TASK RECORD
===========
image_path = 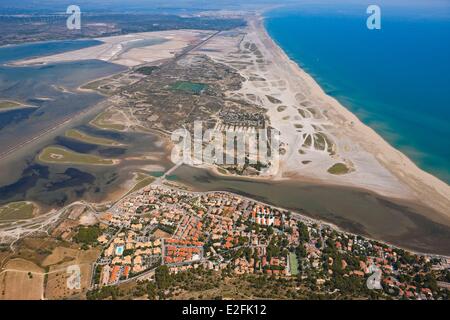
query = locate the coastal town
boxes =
[0,1,449,304]
[84,185,450,300]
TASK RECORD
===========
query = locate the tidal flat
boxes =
[0,59,126,156]
[0,123,172,212]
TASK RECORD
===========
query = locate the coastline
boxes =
[252,15,450,223]
[12,30,215,68]
[0,18,448,256]
[160,183,450,259]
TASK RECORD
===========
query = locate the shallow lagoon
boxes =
[0,39,169,209]
[172,165,450,256]
[0,59,125,153]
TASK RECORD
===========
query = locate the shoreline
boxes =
[0,19,448,257]
[156,183,450,260]
[252,15,450,223]
[171,164,450,256]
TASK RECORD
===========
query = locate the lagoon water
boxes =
[0,39,102,64]
[0,17,448,254]
[0,39,145,208]
[172,165,450,255]
[0,40,125,154]
[265,3,450,183]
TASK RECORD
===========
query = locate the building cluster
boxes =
[164,239,204,265]
[89,185,449,300]
[218,110,265,128]
[95,227,162,286]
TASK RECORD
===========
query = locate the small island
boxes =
[38,146,119,166]
[0,100,31,111]
[65,129,124,147]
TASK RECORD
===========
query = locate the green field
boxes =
[0,202,36,221]
[38,146,117,166]
[90,110,126,131]
[65,129,123,147]
[170,81,207,94]
[327,163,350,175]
[135,66,158,75]
[217,167,228,175]
[266,95,282,104]
[289,252,299,276]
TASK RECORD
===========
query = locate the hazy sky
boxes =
[0,0,448,12]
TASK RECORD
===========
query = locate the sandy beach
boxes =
[6,14,449,229]
[253,16,450,221]
[188,15,449,226]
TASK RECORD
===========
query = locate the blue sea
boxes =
[265,3,450,184]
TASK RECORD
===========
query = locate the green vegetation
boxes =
[135,66,158,75]
[277,105,287,112]
[0,201,36,221]
[297,108,306,118]
[322,134,335,155]
[327,163,350,175]
[0,100,25,110]
[155,223,176,235]
[103,265,376,300]
[217,167,228,175]
[65,129,123,147]
[87,285,120,300]
[74,225,102,245]
[170,81,207,94]
[90,110,126,131]
[155,266,172,290]
[289,252,299,276]
[266,95,282,104]
[298,222,310,243]
[38,146,117,166]
[314,133,326,150]
[303,135,312,148]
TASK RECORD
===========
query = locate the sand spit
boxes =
[254,17,450,221]
[13,30,215,67]
[191,16,449,225]
[8,16,449,227]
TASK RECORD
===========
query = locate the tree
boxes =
[297,222,310,243]
[74,225,101,245]
[147,282,157,299]
[296,244,307,258]
[155,265,172,290]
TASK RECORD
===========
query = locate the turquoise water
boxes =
[265,4,450,184]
